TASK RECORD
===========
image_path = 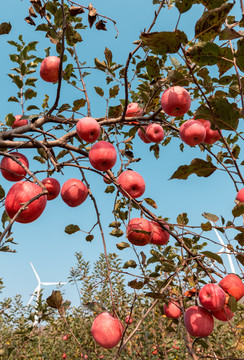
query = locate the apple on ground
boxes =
[184,306,214,337]
[61,178,88,207]
[197,119,221,144]
[40,56,60,83]
[218,274,244,301]
[62,334,69,341]
[5,181,47,223]
[89,141,117,171]
[236,188,244,202]
[163,301,181,319]
[150,221,170,246]
[62,353,67,359]
[125,315,133,324]
[12,115,28,128]
[138,126,151,143]
[76,117,101,143]
[117,170,145,199]
[91,312,123,349]
[42,178,60,200]
[160,86,191,117]
[198,283,226,312]
[145,124,164,143]
[179,119,206,146]
[1,152,29,182]
[126,218,153,246]
[152,349,158,355]
[211,304,234,322]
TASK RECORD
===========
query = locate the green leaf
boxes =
[177,212,189,225]
[175,0,193,13]
[108,105,122,118]
[57,104,71,114]
[145,292,164,299]
[56,150,68,160]
[219,28,243,41]
[8,96,19,103]
[228,295,237,312]
[33,156,46,164]
[46,290,63,309]
[0,22,11,35]
[65,224,80,234]
[26,105,40,111]
[123,260,137,269]
[195,3,234,41]
[1,210,10,229]
[0,185,5,199]
[5,113,15,126]
[195,97,240,131]
[232,203,244,218]
[217,47,233,76]
[94,86,104,97]
[198,0,228,10]
[149,143,160,159]
[186,41,220,66]
[170,159,217,180]
[202,212,219,222]
[84,301,104,313]
[128,279,144,289]
[8,74,23,89]
[104,185,115,193]
[234,233,244,246]
[25,78,37,87]
[94,58,107,70]
[201,222,212,231]
[109,221,121,228]
[86,235,94,242]
[201,251,223,264]
[72,99,86,112]
[235,37,244,72]
[104,47,112,66]
[109,85,120,98]
[116,242,130,250]
[36,24,49,32]
[110,229,124,237]
[24,88,37,100]
[140,30,188,55]
[144,198,157,209]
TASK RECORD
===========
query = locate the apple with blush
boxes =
[236,188,244,203]
[117,170,145,199]
[138,126,151,143]
[197,119,221,144]
[150,221,170,246]
[184,306,214,337]
[42,178,60,201]
[161,86,191,117]
[198,283,226,312]
[61,178,88,207]
[126,218,153,246]
[76,117,101,143]
[12,115,28,128]
[91,312,123,349]
[212,305,234,322]
[5,181,47,223]
[89,141,117,171]
[40,56,60,83]
[145,124,164,143]
[62,353,67,359]
[1,152,29,182]
[218,274,244,301]
[179,119,206,146]
[163,301,181,319]
[125,315,133,324]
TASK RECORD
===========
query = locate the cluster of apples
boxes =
[163,274,244,339]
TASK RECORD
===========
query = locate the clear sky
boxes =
[0,0,242,309]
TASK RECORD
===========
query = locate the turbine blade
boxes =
[41,282,67,285]
[30,262,41,284]
[27,285,39,306]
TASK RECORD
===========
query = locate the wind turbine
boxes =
[27,262,66,325]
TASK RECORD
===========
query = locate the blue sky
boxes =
[0,1,243,309]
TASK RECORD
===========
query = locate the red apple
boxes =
[125,103,143,117]
[61,178,88,207]
[138,126,151,143]
[197,119,221,144]
[184,306,214,337]
[12,115,28,128]
[161,86,191,117]
[179,119,206,146]
[1,152,29,182]
[150,221,170,246]
[62,353,67,359]
[76,117,101,143]
[91,312,123,349]
[89,141,117,171]
[126,218,153,246]
[236,188,244,202]
[40,56,60,83]
[5,181,47,223]
[117,170,145,199]
[125,315,133,324]
[198,283,226,312]
[152,349,158,355]
[145,124,164,143]
[211,305,234,322]
[62,334,68,341]
[42,178,60,201]
[163,301,181,319]
[218,274,244,301]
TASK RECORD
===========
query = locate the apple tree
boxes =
[0,0,244,359]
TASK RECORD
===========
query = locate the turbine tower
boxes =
[27,262,66,325]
